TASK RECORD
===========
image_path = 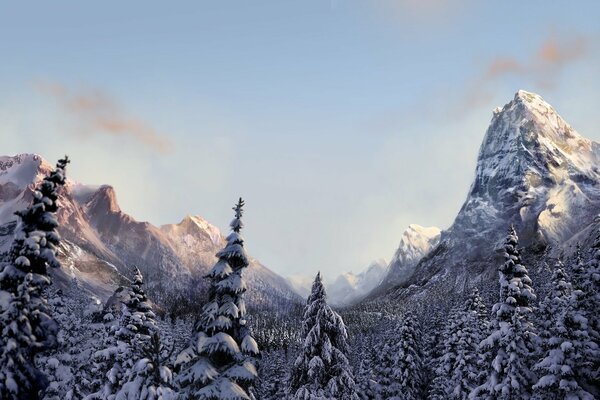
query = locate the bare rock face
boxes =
[0,154,300,308]
[373,90,600,302]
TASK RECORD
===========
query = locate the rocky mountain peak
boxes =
[475,90,596,194]
[162,214,223,246]
[455,90,600,245]
[86,185,121,214]
[393,224,441,265]
[371,91,600,303]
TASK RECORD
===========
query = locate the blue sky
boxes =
[1,1,599,279]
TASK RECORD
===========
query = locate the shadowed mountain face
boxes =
[0,154,300,308]
[372,90,600,302]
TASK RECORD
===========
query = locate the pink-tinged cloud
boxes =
[36,82,173,154]
[484,57,523,79]
[481,35,587,86]
[537,35,586,66]
[463,33,588,108]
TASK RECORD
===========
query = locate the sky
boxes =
[1,1,599,280]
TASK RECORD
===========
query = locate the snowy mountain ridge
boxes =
[0,153,301,308]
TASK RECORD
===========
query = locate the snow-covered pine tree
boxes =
[288,272,359,400]
[116,267,158,355]
[115,332,176,400]
[86,297,123,399]
[429,308,459,400]
[252,349,290,400]
[470,226,538,399]
[94,267,158,399]
[422,311,447,398]
[462,288,490,388]
[0,156,69,400]
[572,238,600,389]
[430,288,489,399]
[354,333,379,400]
[175,198,260,400]
[37,279,103,400]
[387,312,424,400]
[532,261,598,399]
[584,233,600,337]
[369,323,399,399]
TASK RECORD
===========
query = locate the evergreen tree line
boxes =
[353,227,600,400]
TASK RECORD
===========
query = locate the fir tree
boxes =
[86,299,122,400]
[354,334,379,400]
[0,156,69,399]
[430,289,489,399]
[369,324,398,399]
[572,239,600,390]
[386,312,424,400]
[91,267,157,399]
[115,332,176,400]
[471,226,538,400]
[288,272,359,400]
[175,198,260,400]
[37,285,96,400]
[532,261,597,399]
[431,289,489,399]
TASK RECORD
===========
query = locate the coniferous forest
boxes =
[2,4,600,400]
[0,157,599,399]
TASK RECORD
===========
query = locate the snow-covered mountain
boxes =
[372,90,600,302]
[382,225,440,288]
[289,259,388,305]
[0,154,301,308]
[327,259,388,305]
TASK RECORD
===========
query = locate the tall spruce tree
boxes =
[533,261,598,399]
[175,198,259,400]
[0,156,69,400]
[288,272,359,400]
[471,226,538,399]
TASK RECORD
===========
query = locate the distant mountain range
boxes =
[288,259,388,306]
[2,90,598,311]
[289,223,441,306]
[0,154,301,309]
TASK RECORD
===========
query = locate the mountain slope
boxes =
[383,224,440,288]
[372,90,600,302]
[0,154,301,309]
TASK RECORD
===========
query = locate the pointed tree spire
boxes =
[176,197,259,399]
[288,273,359,399]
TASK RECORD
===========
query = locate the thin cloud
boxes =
[484,57,523,79]
[478,35,587,88]
[35,81,173,154]
[466,33,588,108]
